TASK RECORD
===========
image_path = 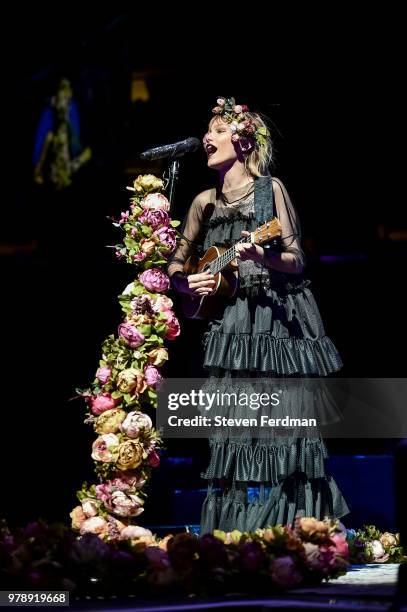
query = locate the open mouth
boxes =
[206,145,217,157]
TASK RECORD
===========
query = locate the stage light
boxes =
[131,73,150,102]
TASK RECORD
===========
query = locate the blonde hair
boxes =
[209,113,273,177]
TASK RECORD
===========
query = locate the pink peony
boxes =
[318,538,349,572]
[79,516,109,536]
[95,474,147,504]
[139,209,170,230]
[144,365,163,389]
[303,542,326,573]
[139,268,170,293]
[153,226,177,256]
[106,490,144,518]
[111,473,147,489]
[331,533,349,560]
[82,499,99,518]
[217,98,226,106]
[368,539,389,563]
[91,433,120,462]
[95,483,111,503]
[147,450,160,468]
[140,193,170,212]
[231,133,240,143]
[163,310,180,340]
[121,411,153,438]
[118,322,145,347]
[233,105,242,113]
[133,252,147,261]
[96,366,112,385]
[150,295,173,313]
[270,556,303,588]
[89,393,119,416]
[120,525,153,540]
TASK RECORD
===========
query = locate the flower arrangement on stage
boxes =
[347,524,405,563]
[70,174,181,542]
[0,517,352,596]
[2,515,404,596]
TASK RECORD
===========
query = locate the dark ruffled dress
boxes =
[194,182,350,534]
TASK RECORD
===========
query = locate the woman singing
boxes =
[167,97,349,534]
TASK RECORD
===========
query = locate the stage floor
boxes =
[71,563,405,611]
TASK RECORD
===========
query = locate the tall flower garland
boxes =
[70,174,181,541]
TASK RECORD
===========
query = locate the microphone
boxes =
[140,137,201,161]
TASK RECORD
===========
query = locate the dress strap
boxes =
[270,177,276,218]
[254,175,275,223]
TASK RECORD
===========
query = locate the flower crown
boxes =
[211,97,270,149]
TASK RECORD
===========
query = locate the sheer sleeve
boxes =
[166,190,208,280]
[265,178,305,274]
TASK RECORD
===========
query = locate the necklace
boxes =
[219,181,254,205]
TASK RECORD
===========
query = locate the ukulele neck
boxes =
[206,218,281,275]
[209,237,250,274]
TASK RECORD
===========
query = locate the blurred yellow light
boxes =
[131,78,149,102]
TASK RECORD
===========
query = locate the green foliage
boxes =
[72,175,182,540]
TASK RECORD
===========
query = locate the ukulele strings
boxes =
[208,230,296,275]
[209,235,251,274]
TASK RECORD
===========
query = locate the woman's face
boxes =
[202,118,239,171]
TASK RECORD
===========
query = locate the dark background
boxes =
[1,10,405,529]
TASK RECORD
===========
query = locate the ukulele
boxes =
[181,217,282,319]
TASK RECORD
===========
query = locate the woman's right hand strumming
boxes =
[172,271,215,296]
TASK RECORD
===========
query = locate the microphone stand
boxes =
[163,157,179,212]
